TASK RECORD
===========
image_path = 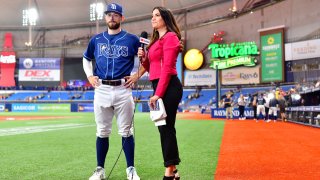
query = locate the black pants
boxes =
[152,76,182,167]
[239,105,245,118]
[253,106,257,119]
[265,107,269,120]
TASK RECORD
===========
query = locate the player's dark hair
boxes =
[148,7,181,49]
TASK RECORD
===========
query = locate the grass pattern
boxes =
[0,112,224,180]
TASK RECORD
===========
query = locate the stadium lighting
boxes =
[90,2,104,21]
[22,8,38,26]
[22,0,38,47]
[90,1,104,34]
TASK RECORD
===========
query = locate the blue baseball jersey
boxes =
[269,98,278,107]
[257,97,266,105]
[83,30,140,80]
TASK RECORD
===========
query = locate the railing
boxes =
[285,106,320,128]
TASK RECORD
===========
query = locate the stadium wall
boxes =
[0,0,319,59]
[0,102,153,113]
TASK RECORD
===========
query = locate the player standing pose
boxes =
[256,94,266,122]
[83,3,141,180]
[138,6,183,180]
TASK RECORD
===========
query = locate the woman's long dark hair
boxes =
[148,7,181,49]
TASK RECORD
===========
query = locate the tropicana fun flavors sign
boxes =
[209,41,259,69]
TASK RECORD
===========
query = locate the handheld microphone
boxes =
[139,31,149,48]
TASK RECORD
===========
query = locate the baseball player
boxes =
[268,93,279,122]
[256,94,266,122]
[83,3,142,180]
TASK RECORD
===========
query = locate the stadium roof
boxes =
[0,0,232,28]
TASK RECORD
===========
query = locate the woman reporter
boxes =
[138,6,182,180]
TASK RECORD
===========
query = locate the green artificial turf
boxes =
[0,112,224,180]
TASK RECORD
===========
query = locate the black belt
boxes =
[101,79,123,86]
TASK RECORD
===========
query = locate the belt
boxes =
[101,79,123,86]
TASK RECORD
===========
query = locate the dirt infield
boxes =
[0,116,73,121]
[214,120,320,179]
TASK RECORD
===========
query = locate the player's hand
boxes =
[149,95,160,110]
[124,74,138,88]
[88,76,100,88]
[137,47,146,62]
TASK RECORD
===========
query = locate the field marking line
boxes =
[0,123,95,136]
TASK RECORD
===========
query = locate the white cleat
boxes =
[89,166,106,180]
[126,166,140,180]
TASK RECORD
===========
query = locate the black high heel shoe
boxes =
[173,169,180,180]
[163,176,175,180]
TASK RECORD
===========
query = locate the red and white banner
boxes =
[18,58,61,81]
[0,33,16,87]
[19,69,60,81]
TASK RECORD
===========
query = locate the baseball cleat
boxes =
[126,166,140,180]
[89,166,106,180]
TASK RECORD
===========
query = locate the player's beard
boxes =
[107,21,120,30]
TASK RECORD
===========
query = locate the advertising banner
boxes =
[184,69,216,86]
[0,33,16,87]
[210,56,256,69]
[12,104,38,112]
[12,103,70,112]
[221,66,260,85]
[37,104,70,112]
[18,58,61,81]
[211,107,254,118]
[285,39,320,61]
[78,103,94,112]
[260,28,284,82]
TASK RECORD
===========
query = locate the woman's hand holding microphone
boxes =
[137,47,146,63]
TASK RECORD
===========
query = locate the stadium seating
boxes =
[5,91,47,101]
[0,84,298,105]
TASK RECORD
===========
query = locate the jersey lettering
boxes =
[257,97,265,105]
[97,43,128,58]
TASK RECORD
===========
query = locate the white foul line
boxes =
[0,123,95,136]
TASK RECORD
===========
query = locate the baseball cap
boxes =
[105,3,123,16]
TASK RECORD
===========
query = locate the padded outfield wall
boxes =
[0,102,151,113]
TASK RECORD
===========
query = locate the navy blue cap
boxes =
[105,3,123,16]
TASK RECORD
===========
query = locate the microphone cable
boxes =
[106,57,149,179]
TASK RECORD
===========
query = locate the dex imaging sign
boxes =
[19,58,60,81]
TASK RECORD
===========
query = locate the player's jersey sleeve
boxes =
[83,37,96,61]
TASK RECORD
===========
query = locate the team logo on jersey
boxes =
[98,43,128,58]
